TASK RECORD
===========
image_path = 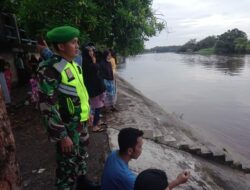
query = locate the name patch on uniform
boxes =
[65,68,75,82]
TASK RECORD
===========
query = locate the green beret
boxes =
[46,26,80,43]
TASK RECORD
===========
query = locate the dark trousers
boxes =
[93,108,101,126]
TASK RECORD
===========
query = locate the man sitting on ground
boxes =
[134,168,190,190]
[101,128,144,190]
[101,128,190,190]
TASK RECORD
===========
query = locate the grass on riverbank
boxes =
[197,48,215,55]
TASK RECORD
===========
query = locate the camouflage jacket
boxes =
[37,55,89,141]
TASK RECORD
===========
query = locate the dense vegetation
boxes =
[144,45,181,53]
[146,28,250,55]
[179,28,250,54]
[0,0,165,56]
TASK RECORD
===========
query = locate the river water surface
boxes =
[117,53,250,160]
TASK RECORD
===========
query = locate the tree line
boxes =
[1,0,165,56]
[146,28,250,55]
[144,45,181,53]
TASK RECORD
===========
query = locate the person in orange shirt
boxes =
[109,49,117,73]
[109,49,118,110]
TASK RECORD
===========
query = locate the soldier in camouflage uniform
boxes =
[37,26,90,190]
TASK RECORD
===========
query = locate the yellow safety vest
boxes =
[53,58,90,122]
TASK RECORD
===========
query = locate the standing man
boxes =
[37,26,90,190]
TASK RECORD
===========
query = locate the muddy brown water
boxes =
[117,53,250,160]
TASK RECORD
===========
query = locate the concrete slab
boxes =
[107,128,250,190]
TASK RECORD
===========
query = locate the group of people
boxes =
[0,52,42,106]
[38,36,117,133]
[36,25,190,190]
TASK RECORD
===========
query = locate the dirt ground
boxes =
[7,77,250,190]
[8,85,110,190]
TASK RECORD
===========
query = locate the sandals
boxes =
[98,122,108,128]
[111,106,119,112]
[92,126,105,133]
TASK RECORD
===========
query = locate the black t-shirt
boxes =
[0,63,5,72]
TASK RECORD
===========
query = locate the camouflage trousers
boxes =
[55,122,89,190]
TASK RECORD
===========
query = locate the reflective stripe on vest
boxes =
[54,59,90,122]
[58,84,78,96]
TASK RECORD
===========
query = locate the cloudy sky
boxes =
[145,0,250,48]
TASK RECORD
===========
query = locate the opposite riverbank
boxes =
[10,75,250,189]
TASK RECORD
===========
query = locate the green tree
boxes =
[234,37,248,53]
[148,45,181,53]
[17,0,93,40]
[0,0,21,13]
[246,42,250,54]
[105,0,165,55]
[5,0,165,56]
[178,39,196,52]
[215,28,247,54]
[194,36,217,51]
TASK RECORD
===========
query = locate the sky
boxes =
[145,0,250,48]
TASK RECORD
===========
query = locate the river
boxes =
[117,53,250,160]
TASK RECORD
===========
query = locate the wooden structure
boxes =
[0,12,38,85]
[0,12,37,52]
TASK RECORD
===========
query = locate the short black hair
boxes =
[0,59,5,72]
[103,50,111,60]
[109,49,116,57]
[80,42,96,52]
[118,128,143,153]
[134,169,168,190]
[52,43,60,51]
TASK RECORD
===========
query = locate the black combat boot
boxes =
[75,175,101,190]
